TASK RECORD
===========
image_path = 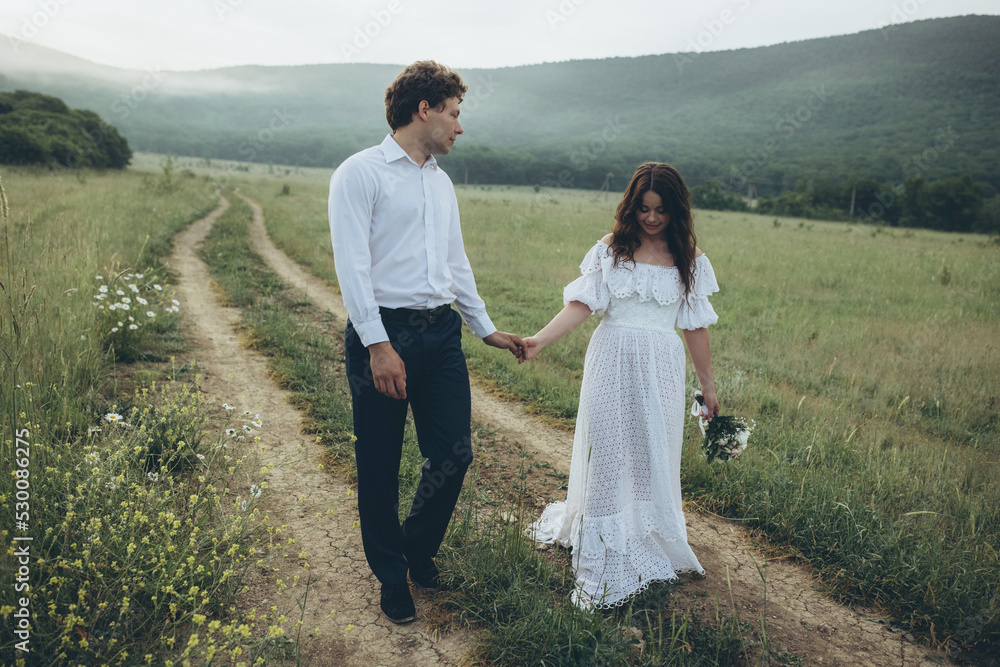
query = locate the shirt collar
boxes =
[380,134,438,169]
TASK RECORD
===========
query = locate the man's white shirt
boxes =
[329,134,496,347]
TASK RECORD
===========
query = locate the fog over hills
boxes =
[2,15,998,191]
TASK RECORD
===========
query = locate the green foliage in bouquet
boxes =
[692,391,754,463]
[701,416,754,463]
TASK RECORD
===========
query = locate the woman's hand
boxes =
[519,336,545,363]
[701,390,720,421]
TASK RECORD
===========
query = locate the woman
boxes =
[522,162,720,609]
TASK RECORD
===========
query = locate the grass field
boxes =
[234,172,1000,657]
[0,168,290,665]
[2,158,998,662]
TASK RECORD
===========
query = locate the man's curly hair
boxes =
[384,61,467,131]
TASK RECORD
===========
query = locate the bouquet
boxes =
[690,391,755,463]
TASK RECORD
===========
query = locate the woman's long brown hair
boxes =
[610,162,697,296]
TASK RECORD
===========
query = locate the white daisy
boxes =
[116,289,125,296]
[129,324,138,330]
[172,299,180,306]
[250,484,262,498]
[146,311,155,318]
[86,452,100,464]
[128,284,139,293]
[121,297,131,304]
[154,284,162,291]
[98,285,109,293]
[105,412,123,424]
[147,472,159,482]
[137,297,148,305]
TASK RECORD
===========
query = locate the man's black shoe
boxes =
[380,582,416,623]
[408,557,441,591]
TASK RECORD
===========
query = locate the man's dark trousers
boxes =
[345,306,473,585]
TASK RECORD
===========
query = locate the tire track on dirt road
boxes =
[168,194,465,667]
[240,192,950,666]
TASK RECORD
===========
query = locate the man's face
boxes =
[424,97,463,155]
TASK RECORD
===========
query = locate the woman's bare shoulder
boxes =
[600,232,614,245]
[694,246,704,258]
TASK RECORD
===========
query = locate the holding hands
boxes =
[483,330,527,362]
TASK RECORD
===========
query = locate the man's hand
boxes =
[483,331,526,361]
[368,341,407,400]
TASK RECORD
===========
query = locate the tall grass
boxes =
[0,169,288,665]
[240,175,999,656]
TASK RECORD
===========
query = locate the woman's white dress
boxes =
[529,240,719,609]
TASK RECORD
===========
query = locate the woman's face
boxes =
[635,190,669,239]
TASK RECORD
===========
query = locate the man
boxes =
[329,61,524,624]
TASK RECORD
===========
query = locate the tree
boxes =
[690,180,748,211]
[0,90,132,169]
[0,128,46,165]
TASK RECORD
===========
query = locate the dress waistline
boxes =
[600,319,679,335]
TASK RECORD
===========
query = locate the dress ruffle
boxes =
[563,241,719,327]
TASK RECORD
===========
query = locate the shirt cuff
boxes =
[353,318,390,348]
[464,312,497,339]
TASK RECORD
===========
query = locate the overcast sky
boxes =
[1,0,998,71]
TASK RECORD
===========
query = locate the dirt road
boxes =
[169,195,465,666]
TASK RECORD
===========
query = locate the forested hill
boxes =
[1,15,998,192]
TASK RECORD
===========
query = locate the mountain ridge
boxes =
[1,15,998,190]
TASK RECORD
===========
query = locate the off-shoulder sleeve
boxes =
[675,255,720,330]
[563,242,610,316]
